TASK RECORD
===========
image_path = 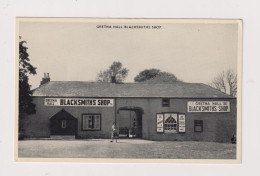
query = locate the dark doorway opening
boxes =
[117,107,143,138]
[50,109,77,136]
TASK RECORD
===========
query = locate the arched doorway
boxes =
[117,107,143,138]
[50,109,77,136]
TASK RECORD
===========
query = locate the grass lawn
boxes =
[18,139,236,159]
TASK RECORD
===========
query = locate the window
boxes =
[194,120,203,132]
[82,114,101,130]
[61,120,66,128]
[162,99,170,107]
[164,113,177,133]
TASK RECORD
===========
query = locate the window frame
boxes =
[163,112,178,133]
[162,98,170,107]
[194,120,203,133]
[82,113,101,131]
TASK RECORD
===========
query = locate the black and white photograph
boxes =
[15,18,242,162]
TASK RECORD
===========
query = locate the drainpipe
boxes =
[114,97,117,125]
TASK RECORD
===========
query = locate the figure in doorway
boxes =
[110,122,118,143]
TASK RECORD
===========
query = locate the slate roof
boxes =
[32,81,233,98]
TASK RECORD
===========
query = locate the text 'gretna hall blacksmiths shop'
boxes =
[21,74,237,142]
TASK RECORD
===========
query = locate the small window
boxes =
[82,114,101,130]
[61,120,66,128]
[162,99,170,107]
[194,120,203,132]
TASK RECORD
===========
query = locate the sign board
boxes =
[44,98,114,107]
[187,101,230,112]
[156,114,164,133]
[178,114,186,133]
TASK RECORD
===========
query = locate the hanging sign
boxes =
[44,98,114,107]
[156,114,164,133]
[178,114,186,133]
[187,101,230,112]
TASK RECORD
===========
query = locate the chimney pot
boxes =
[111,76,116,83]
[40,73,51,86]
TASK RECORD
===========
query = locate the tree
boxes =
[134,69,181,83]
[211,71,226,94]
[209,69,237,97]
[134,69,160,82]
[226,69,237,97]
[145,72,179,83]
[19,39,37,115]
[96,61,129,83]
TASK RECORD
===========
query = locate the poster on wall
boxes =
[187,101,230,112]
[178,114,186,133]
[156,114,164,133]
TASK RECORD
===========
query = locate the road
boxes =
[18,139,236,159]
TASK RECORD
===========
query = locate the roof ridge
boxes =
[47,81,202,85]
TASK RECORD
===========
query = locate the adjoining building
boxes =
[20,74,237,142]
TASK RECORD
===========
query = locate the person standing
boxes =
[110,122,118,143]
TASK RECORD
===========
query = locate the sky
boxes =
[19,19,239,89]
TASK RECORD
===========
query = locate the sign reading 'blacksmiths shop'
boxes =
[44,98,114,107]
[188,101,230,112]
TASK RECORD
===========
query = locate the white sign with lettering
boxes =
[178,114,186,133]
[156,114,164,133]
[44,98,114,107]
[187,101,230,112]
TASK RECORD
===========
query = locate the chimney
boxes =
[40,72,51,86]
[111,76,116,83]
